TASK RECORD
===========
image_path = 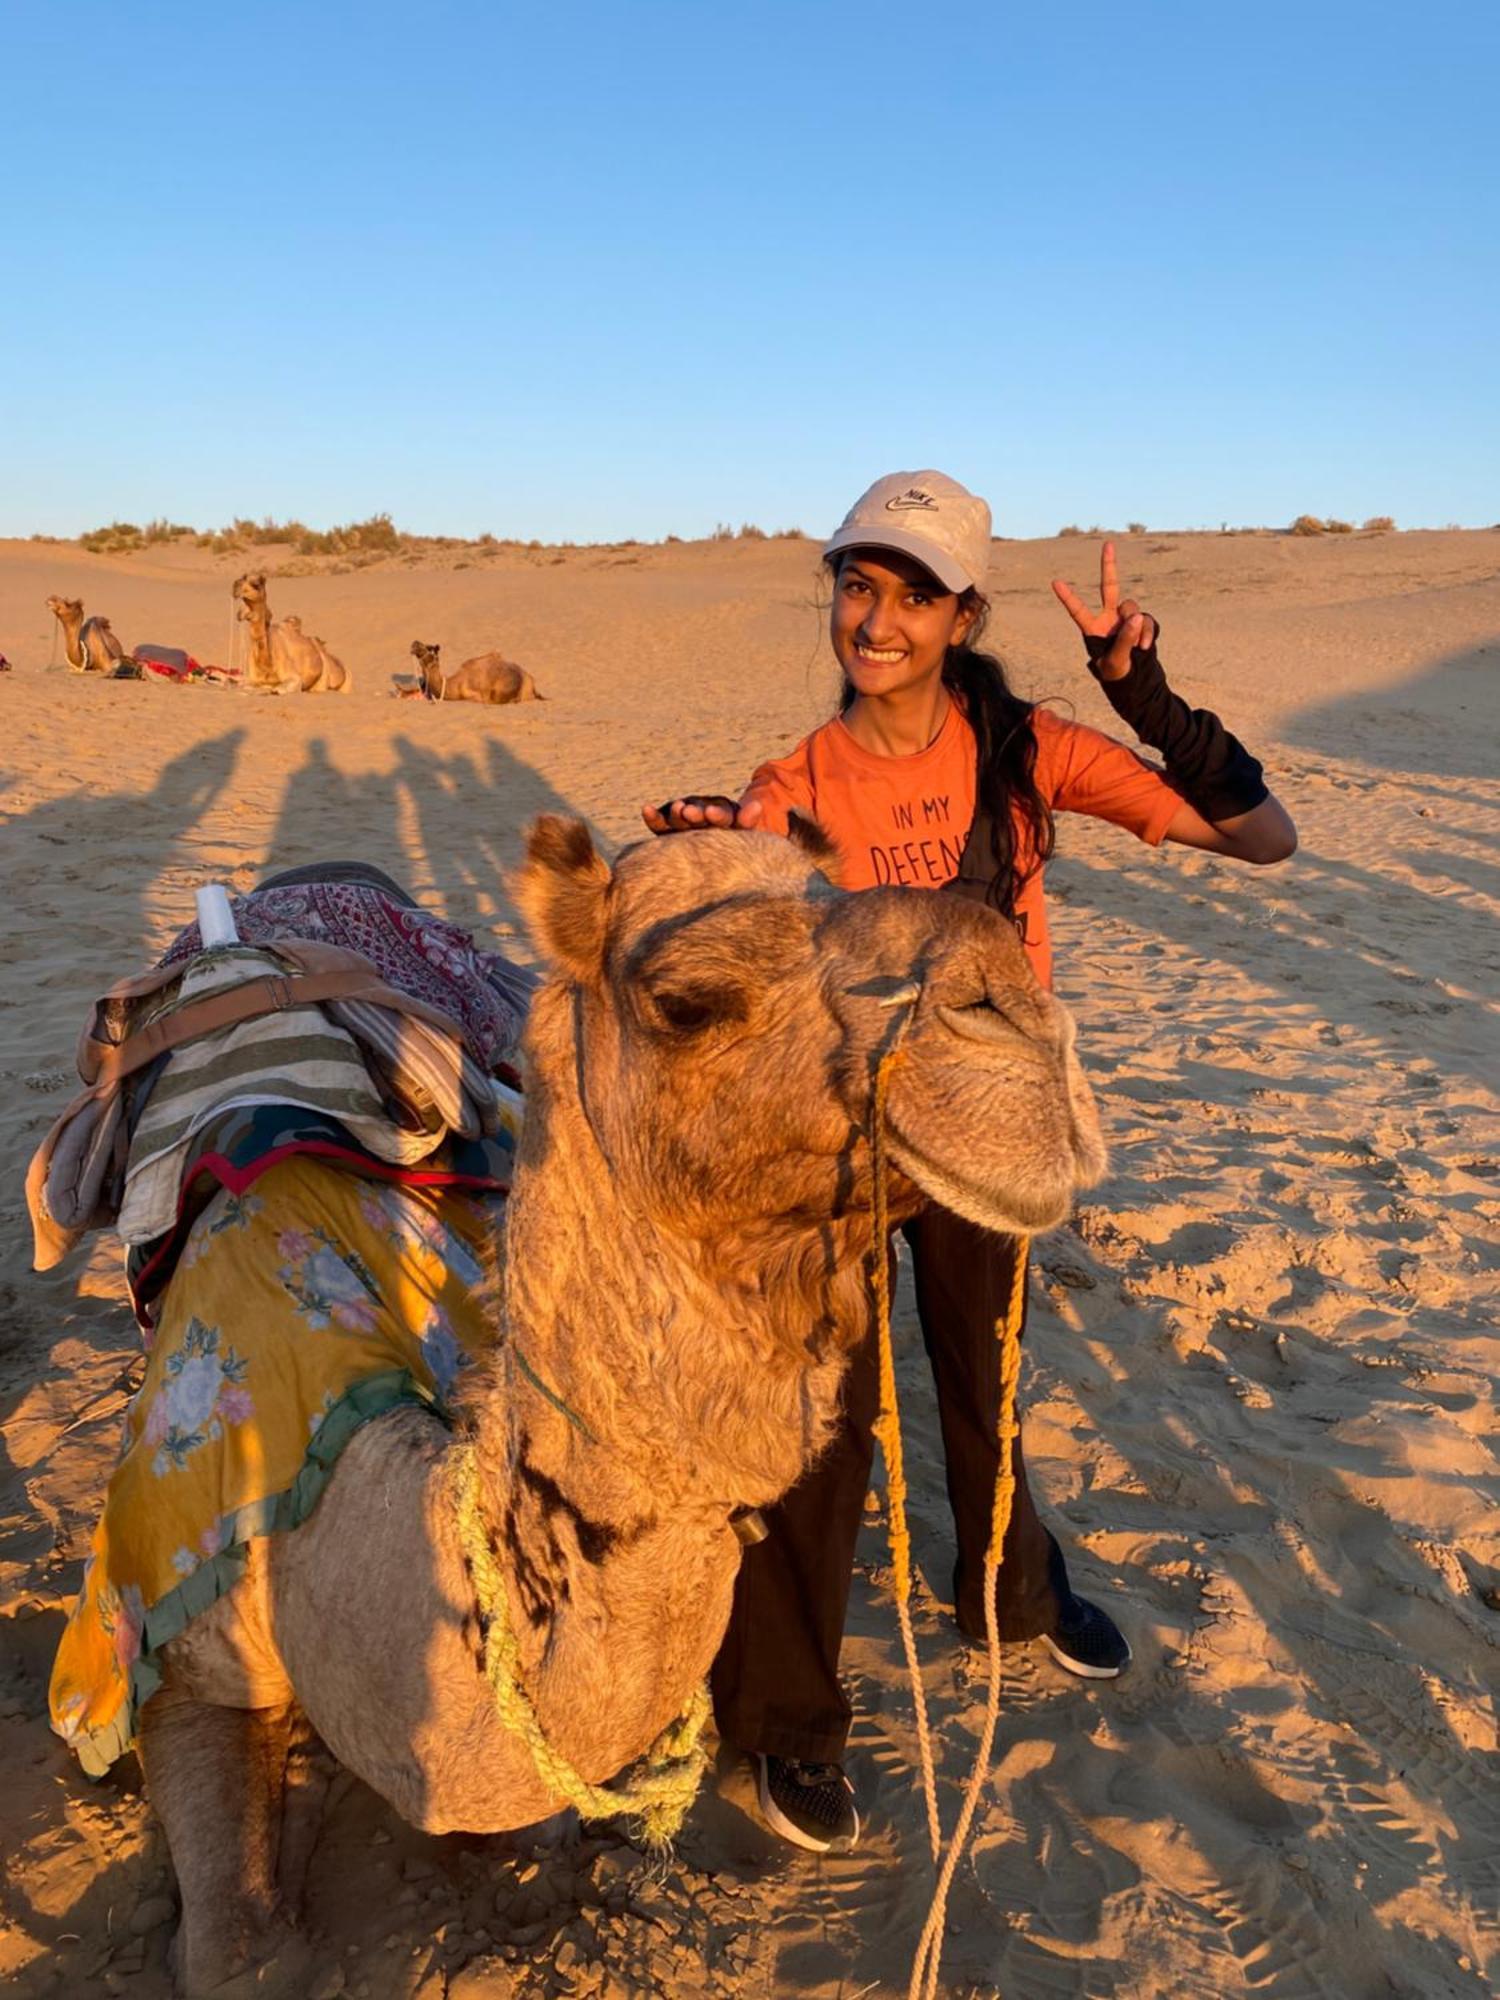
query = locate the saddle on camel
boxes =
[32,821,1104,1995]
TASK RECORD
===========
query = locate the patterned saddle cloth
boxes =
[50,1155,505,1775]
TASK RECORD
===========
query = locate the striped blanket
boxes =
[118,945,507,1244]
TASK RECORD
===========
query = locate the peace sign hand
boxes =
[1050,541,1158,683]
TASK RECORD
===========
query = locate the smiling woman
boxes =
[642,467,1297,1856]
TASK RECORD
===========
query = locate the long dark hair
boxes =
[828,558,1054,919]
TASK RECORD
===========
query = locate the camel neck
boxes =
[485,997,859,1532]
[241,603,272,678]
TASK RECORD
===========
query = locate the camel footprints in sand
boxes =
[409,637,544,704]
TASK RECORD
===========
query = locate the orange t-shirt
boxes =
[741,702,1182,990]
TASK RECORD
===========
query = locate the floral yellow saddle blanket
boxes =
[50,1156,503,1775]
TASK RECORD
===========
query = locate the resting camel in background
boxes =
[232,574,351,694]
[410,638,544,704]
[46,595,126,674]
[133,817,1104,1991]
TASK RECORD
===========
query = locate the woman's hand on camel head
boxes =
[1050,541,1158,682]
[641,794,766,835]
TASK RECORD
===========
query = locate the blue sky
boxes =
[4,1,1495,542]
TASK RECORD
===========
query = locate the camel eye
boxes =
[648,985,745,1035]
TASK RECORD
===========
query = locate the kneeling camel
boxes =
[46,595,126,674]
[233,574,351,694]
[411,638,543,703]
[136,817,1104,1990]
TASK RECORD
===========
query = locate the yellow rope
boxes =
[870,1050,943,1866]
[451,1445,711,1849]
[908,1238,1027,2000]
[869,1048,1028,2000]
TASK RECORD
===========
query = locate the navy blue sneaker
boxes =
[756,1755,861,1853]
[1042,1595,1132,1679]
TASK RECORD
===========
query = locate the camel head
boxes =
[231,573,268,620]
[45,595,83,627]
[410,641,443,698]
[514,818,1105,1252]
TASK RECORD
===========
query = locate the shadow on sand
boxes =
[1283,636,1500,783]
[261,732,588,945]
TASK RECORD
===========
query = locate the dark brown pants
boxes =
[711,1206,1070,1763]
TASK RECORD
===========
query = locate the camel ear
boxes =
[514,816,611,981]
[787,812,843,883]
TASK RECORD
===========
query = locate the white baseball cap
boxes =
[822,470,992,594]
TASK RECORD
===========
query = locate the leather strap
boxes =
[80,968,461,1085]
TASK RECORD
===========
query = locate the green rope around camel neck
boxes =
[451,1445,711,1848]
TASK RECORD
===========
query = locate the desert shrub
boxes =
[1289,514,1326,536]
[664,533,683,544]
[1057,524,1083,537]
[772,526,806,538]
[1325,518,1354,534]
[712,522,736,541]
[1126,521,1146,535]
[1362,515,1395,532]
[79,520,149,552]
[143,518,194,542]
[336,512,401,553]
[737,523,767,540]
[218,511,404,556]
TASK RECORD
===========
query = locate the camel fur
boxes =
[46,595,125,674]
[411,637,544,704]
[233,574,351,694]
[134,816,1104,1992]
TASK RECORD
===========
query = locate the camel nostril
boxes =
[875,981,921,1011]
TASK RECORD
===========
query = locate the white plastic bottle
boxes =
[195,883,240,949]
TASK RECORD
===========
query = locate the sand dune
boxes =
[2,528,1497,1998]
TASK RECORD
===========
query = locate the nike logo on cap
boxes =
[886,488,939,511]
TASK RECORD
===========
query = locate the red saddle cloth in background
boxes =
[132,643,200,681]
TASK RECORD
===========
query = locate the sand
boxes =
[1,527,1497,1999]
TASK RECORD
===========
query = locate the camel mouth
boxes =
[884,1124,1079,1234]
[880,992,1107,1227]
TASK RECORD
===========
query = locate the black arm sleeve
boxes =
[1084,625,1268,823]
